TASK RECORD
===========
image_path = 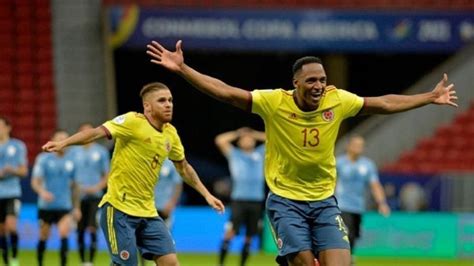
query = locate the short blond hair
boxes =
[140,82,170,100]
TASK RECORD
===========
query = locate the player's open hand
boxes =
[378,202,391,217]
[432,73,458,107]
[42,141,64,153]
[147,40,184,73]
[206,194,225,214]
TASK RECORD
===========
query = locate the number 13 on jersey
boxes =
[301,128,320,147]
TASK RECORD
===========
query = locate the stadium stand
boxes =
[383,101,474,174]
[0,0,56,163]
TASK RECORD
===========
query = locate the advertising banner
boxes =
[263,212,474,258]
[108,6,474,52]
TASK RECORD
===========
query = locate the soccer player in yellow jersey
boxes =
[147,40,458,266]
[42,82,225,266]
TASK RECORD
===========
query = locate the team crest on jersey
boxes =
[322,109,334,122]
[113,115,125,124]
[7,146,16,156]
[120,250,130,260]
[277,238,283,249]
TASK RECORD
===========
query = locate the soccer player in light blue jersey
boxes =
[215,127,265,266]
[335,135,390,257]
[68,123,110,266]
[31,130,81,266]
[154,159,182,227]
[0,116,28,266]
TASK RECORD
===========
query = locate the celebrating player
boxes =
[42,82,225,266]
[147,40,457,266]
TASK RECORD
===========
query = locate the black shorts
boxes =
[38,209,70,225]
[341,211,362,239]
[0,198,19,222]
[78,198,100,231]
[230,200,263,237]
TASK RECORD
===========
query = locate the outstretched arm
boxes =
[360,73,458,115]
[173,159,225,214]
[147,40,251,111]
[42,127,107,152]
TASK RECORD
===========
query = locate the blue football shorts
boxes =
[100,203,176,265]
[266,193,350,258]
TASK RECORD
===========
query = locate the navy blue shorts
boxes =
[266,193,350,258]
[100,203,176,265]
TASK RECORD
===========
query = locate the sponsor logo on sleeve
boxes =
[113,115,126,124]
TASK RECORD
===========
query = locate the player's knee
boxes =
[288,250,316,266]
[154,253,179,266]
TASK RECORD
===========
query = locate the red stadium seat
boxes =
[15,47,33,61]
[16,62,34,74]
[38,78,54,92]
[0,20,14,33]
[35,7,51,20]
[16,34,33,46]
[0,101,14,115]
[387,105,474,173]
[0,75,13,86]
[0,7,12,19]
[38,103,56,116]
[16,75,35,89]
[38,116,56,131]
[36,61,53,76]
[36,22,51,35]
[0,62,13,73]
[16,21,33,35]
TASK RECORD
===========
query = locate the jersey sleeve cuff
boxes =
[245,90,253,113]
[100,125,112,140]
[356,97,367,116]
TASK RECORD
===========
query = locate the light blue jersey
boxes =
[0,138,27,199]
[68,144,110,199]
[228,145,265,201]
[32,152,76,210]
[154,159,181,210]
[335,155,379,214]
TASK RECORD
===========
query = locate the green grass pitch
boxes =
[13,250,474,265]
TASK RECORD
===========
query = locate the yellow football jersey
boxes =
[99,112,185,217]
[251,86,363,201]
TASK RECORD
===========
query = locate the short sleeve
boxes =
[32,154,45,179]
[17,141,28,166]
[256,144,265,156]
[171,166,182,184]
[66,160,76,182]
[102,112,135,140]
[251,89,281,119]
[338,89,364,119]
[368,160,380,183]
[168,129,185,162]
